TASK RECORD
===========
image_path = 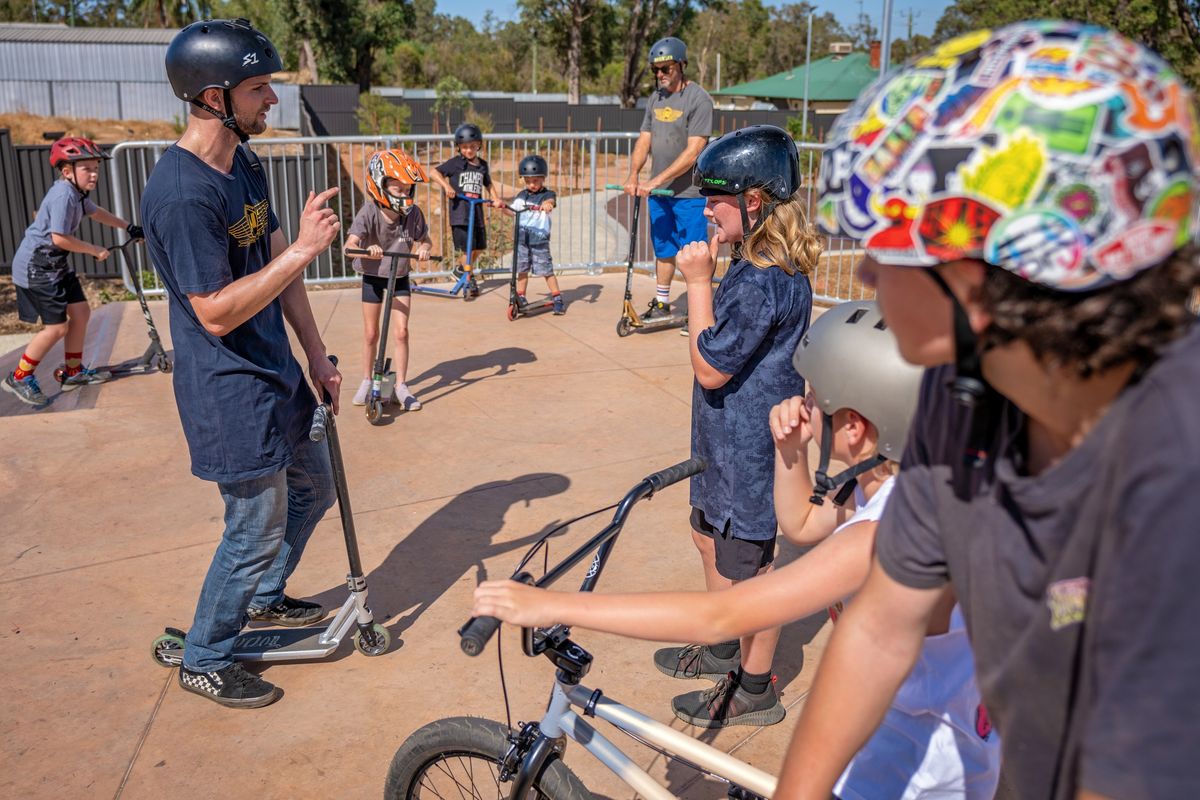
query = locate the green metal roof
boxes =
[713,52,883,102]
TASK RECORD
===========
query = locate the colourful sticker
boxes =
[993,93,1099,155]
[1147,180,1194,246]
[984,209,1086,286]
[959,134,1046,210]
[1090,219,1179,278]
[918,196,1001,260]
[1054,184,1100,221]
[917,29,993,68]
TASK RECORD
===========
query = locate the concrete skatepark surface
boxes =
[0,272,833,799]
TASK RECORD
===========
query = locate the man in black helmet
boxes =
[140,18,343,708]
[622,36,713,321]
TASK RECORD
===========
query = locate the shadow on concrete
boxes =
[303,472,572,658]
[407,346,537,407]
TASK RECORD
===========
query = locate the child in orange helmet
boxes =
[345,148,433,410]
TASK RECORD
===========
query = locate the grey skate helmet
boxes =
[454,123,483,146]
[649,37,687,66]
[691,125,800,240]
[792,301,924,505]
[519,154,548,177]
[165,18,282,143]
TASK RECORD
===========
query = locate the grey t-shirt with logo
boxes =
[876,324,1200,799]
[640,81,713,198]
[346,202,428,278]
[11,179,97,287]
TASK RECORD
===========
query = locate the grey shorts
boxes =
[516,238,554,277]
[690,507,775,581]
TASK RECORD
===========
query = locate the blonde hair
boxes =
[743,188,823,275]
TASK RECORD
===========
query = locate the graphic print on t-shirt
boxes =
[654,106,684,123]
[457,170,485,198]
[228,199,271,247]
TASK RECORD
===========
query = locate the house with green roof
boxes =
[714,43,889,118]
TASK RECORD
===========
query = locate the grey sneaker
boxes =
[178,663,281,709]
[553,295,565,315]
[644,298,670,320]
[4,373,50,407]
[60,366,111,391]
[653,643,740,681]
[247,595,325,627]
[352,378,372,406]
[671,673,785,729]
[394,385,422,411]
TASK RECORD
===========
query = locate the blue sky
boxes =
[434,0,953,38]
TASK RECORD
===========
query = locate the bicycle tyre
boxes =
[384,716,590,800]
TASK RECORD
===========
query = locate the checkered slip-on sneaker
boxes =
[178,663,281,708]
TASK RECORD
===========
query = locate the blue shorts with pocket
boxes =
[647,196,708,260]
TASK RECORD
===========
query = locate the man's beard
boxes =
[234,108,269,135]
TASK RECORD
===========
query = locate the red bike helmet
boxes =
[49,137,109,169]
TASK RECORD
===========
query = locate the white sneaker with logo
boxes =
[352,378,371,406]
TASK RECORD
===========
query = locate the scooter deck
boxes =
[156,623,346,665]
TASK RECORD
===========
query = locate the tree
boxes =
[519,0,617,104]
[356,92,411,135]
[433,76,470,131]
[285,0,413,91]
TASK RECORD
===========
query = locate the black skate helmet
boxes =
[649,37,687,66]
[165,18,282,143]
[518,155,548,178]
[692,124,800,239]
[454,123,483,146]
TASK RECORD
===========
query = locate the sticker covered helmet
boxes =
[50,137,109,169]
[366,149,428,214]
[816,20,1200,292]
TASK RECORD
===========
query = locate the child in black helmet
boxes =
[430,123,505,283]
[510,154,563,315]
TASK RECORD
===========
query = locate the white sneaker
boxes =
[394,384,422,412]
[352,378,371,406]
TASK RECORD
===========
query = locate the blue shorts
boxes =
[647,196,708,259]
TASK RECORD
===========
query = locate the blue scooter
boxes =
[413,196,489,301]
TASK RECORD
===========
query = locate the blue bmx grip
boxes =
[309,405,329,442]
[459,615,501,656]
[646,457,707,492]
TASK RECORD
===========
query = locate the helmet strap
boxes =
[191,89,250,144]
[809,411,887,506]
[924,268,998,499]
[737,193,778,243]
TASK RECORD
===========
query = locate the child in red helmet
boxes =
[4,137,141,408]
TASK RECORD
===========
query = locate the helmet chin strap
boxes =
[191,89,250,143]
[923,268,998,499]
[736,193,778,244]
[809,411,888,506]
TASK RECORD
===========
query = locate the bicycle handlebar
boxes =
[458,458,706,656]
[345,248,442,262]
[309,355,338,442]
[604,183,675,196]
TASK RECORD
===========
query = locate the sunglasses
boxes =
[650,64,675,74]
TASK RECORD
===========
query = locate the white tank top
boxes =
[830,477,1002,800]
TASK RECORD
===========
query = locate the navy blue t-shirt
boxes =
[690,258,812,540]
[436,154,492,227]
[140,144,315,483]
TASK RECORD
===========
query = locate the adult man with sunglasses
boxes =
[622,37,713,321]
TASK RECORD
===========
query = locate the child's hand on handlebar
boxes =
[491,199,507,209]
[367,244,384,259]
[769,393,814,447]
[416,243,432,261]
[472,580,559,628]
[92,245,110,261]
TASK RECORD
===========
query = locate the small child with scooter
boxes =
[4,137,142,408]
[345,148,433,411]
[429,123,505,291]
[510,154,564,315]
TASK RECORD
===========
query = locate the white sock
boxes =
[656,285,670,303]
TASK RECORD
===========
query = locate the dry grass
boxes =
[0,112,295,145]
[0,274,129,335]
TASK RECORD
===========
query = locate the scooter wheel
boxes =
[354,623,392,657]
[53,366,66,384]
[506,304,518,321]
[616,318,633,337]
[366,399,385,426]
[151,631,185,668]
[157,355,173,374]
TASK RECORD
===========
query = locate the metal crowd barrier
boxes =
[107,133,870,305]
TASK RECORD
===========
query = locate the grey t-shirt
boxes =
[640,81,713,198]
[11,179,97,287]
[346,202,428,278]
[876,323,1200,800]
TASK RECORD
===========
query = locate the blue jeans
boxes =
[183,435,336,671]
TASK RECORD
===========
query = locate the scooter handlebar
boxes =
[309,405,329,442]
[459,615,501,656]
[645,457,707,492]
[603,183,675,196]
[345,248,442,262]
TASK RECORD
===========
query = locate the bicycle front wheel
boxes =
[384,716,589,800]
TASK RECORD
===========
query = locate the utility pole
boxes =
[880,0,894,77]
[532,32,539,94]
[801,11,813,140]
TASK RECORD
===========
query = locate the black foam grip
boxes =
[459,615,501,656]
[309,405,328,442]
[646,457,707,492]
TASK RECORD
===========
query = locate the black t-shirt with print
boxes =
[876,323,1200,799]
[436,154,492,227]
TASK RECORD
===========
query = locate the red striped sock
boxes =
[64,352,83,378]
[13,353,39,381]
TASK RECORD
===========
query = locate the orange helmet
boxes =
[366,149,428,214]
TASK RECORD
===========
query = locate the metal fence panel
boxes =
[104,133,866,305]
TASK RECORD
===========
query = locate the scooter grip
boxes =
[459,615,502,656]
[309,405,329,442]
[646,457,707,492]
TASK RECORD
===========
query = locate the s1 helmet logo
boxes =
[242,51,259,66]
